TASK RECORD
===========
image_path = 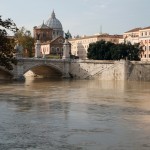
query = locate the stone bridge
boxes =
[0,57,126,81]
[12,58,71,80]
[1,58,150,81]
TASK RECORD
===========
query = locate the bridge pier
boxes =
[62,61,71,78]
[13,75,25,81]
[13,61,25,81]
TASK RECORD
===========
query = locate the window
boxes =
[51,47,55,53]
[141,32,143,36]
[43,33,46,38]
[56,47,60,52]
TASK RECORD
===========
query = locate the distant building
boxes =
[119,28,141,44]
[119,27,150,61]
[139,27,150,61]
[69,34,122,59]
[33,10,65,56]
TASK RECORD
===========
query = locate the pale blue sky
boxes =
[0,0,150,36]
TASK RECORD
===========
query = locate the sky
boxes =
[0,0,150,36]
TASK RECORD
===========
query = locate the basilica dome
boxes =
[46,11,63,30]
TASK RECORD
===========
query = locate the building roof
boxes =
[125,27,142,33]
[46,10,63,30]
[140,26,150,30]
[69,34,122,41]
[98,34,123,38]
[36,21,50,29]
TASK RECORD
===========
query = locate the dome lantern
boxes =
[51,10,56,19]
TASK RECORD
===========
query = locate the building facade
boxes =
[69,34,122,59]
[33,11,65,56]
[119,27,150,61]
[139,27,150,61]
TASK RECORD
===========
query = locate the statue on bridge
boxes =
[14,42,23,57]
[65,30,72,40]
[65,33,69,40]
[62,32,71,60]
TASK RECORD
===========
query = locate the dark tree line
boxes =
[0,16,18,70]
[87,40,143,61]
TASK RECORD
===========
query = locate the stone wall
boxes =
[69,60,126,80]
[127,61,150,81]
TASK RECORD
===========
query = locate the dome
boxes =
[46,11,63,30]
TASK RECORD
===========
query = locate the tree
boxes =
[87,40,142,61]
[126,43,143,61]
[0,16,18,70]
[15,27,35,57]
[110,43,128,60]
[87,40,115,60]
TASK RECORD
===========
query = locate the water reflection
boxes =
[0,79,150,150]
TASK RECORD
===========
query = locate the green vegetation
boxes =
[87,40,143,61]
[46,54,61,59]
[15,27,34,57]
[0,16,18,70]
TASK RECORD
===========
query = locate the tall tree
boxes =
[87,40,142,61]
[0,16,18,70]
[15,27,34,57]
[87,40,115,60]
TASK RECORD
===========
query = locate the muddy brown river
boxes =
[0,78,150,150]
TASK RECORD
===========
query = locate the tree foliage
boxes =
[15,27,34,57]
[87,40,143,61]
[0,16,18,70]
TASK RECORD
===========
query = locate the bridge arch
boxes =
[13,58,70,80]
[0,67,13,80]
[23,64,63,78]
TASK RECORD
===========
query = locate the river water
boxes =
[0,78,150,150]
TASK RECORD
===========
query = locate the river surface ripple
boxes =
[0,79,150,150]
